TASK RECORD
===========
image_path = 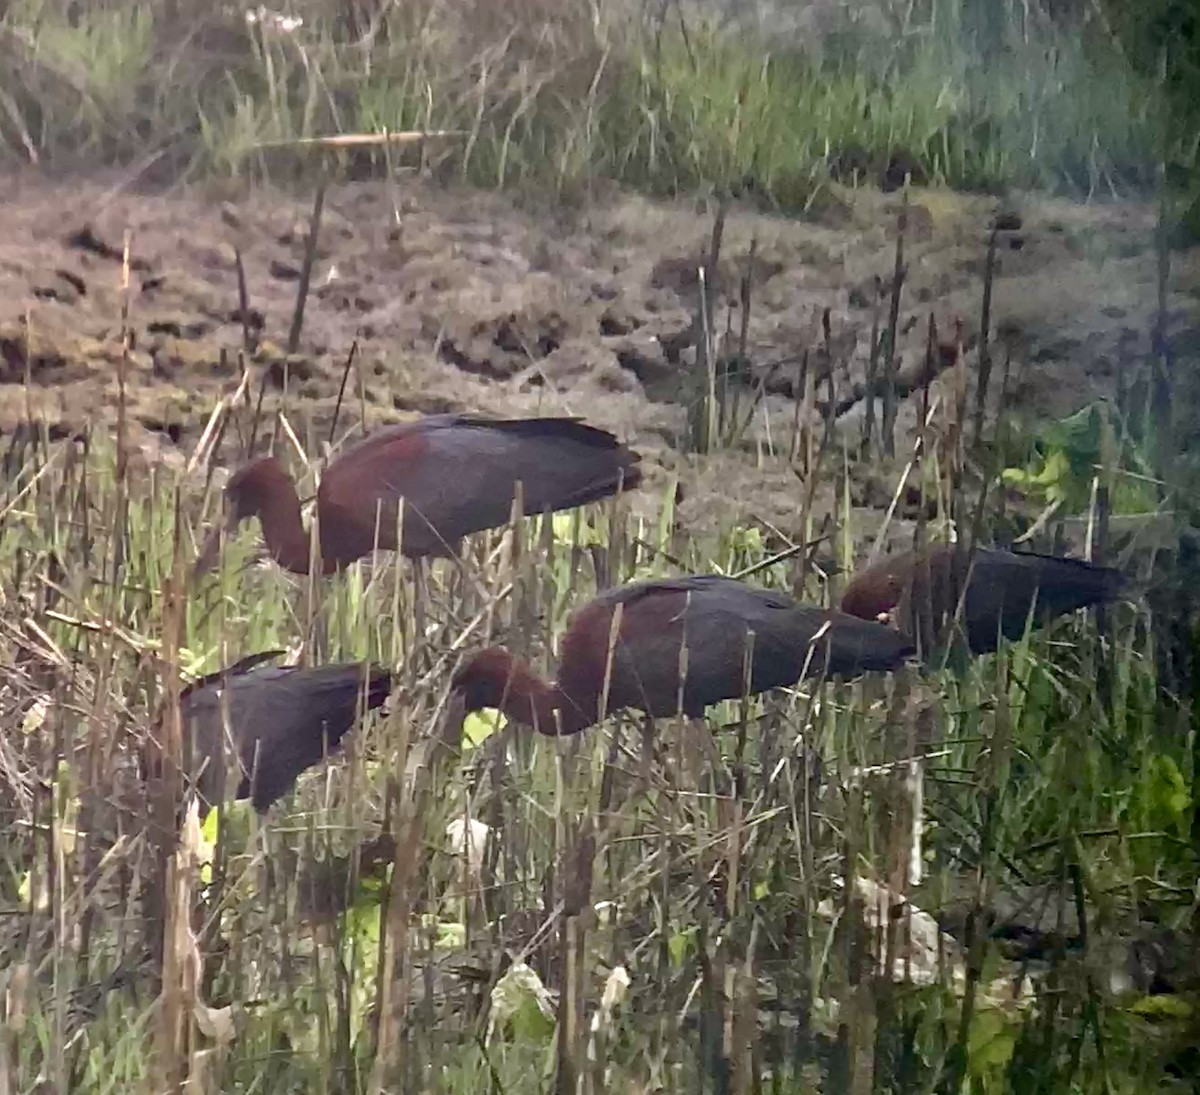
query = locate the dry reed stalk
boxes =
[551,600,623,1090]
[0,962,30,1095]
[150,490,192,1092]
[286,180,327,355]
[369,588,463,1091]
[938,668,1014,1094]
[972,220,1000,446]
[863,277,885,454]
[882,198,908,457]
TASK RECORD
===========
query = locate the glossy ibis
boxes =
[448,574,915,736]
[839,544,1126,657]
[143,652,392,813]
[195,414,642,576]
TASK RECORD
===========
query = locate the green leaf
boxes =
[668,926,697,967]
[1150,755,1192,831]
[1041,402,1103,471]
[510,996,557,1043]
[552,511,604,547]
[185,806,216,886]
[654,474,679,552]
[434,921,466,951]
[1001,400,1156,516]
[1129,994,1193,1020]
[490,962,557,1043]
[463,709,506,749]
[966,1007,1017,1082]
[727,524,763,554]
[346,902,381,947]
[200,803,221,847]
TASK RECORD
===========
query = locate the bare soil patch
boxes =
[0,168,1194,547]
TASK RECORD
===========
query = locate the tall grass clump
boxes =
[0,0,1169,205]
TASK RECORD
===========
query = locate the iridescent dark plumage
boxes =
[840,544,1126,657]
[196,414,643,575]
[143,654,391,812]
[450,574,915,736]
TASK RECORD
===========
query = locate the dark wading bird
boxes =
[142,651,392,814]
[447,575,916,737]
[839,544,1126,658]
[194,414,643,576]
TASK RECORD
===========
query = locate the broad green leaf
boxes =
[510,995,556,1043]
[668,926,697,967]
[1130,994,1193,1020]
[463,709,506,748]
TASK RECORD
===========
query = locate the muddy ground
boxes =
[0,168,1196,552]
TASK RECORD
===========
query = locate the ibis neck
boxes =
[258,486,321,575]
[494,664,590,737]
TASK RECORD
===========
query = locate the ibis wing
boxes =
[178,649,287,704]
[841,544,1124,655]
[669,591,911,698]
[562,577,812,718]
[319,417,641,558]
[180,663,390,811]
[556,575,913,723]
[963,548,1124,651]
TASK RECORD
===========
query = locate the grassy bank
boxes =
[0,0,1164,205]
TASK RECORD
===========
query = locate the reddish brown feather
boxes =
[450,575,914,737]
[199,414,643,575]
[840,544,1126,656]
